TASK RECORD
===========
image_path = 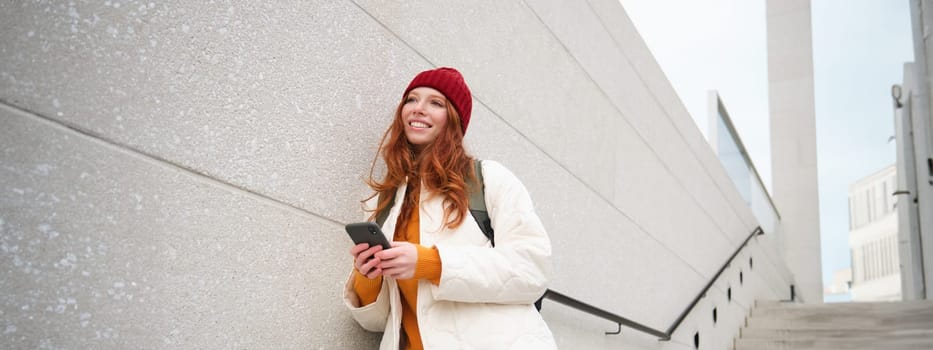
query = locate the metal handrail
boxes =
[543,289,668,339]
[544,226,764,341]
[664,226,763,336]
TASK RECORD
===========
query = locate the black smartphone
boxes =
[345,222,392,250]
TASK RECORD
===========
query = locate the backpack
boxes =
[375,160,544,311]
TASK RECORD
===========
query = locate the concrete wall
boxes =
[1,0,794,348]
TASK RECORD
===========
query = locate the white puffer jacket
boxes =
[343,160,557,349]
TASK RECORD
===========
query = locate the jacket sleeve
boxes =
[340,196,391,332]
[430,160,552,304]
[342,268,391,332]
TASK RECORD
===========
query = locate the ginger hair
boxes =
[364,95,475,232]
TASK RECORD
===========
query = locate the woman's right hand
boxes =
[351,243,384,279]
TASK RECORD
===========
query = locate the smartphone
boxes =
[345,222,392,250]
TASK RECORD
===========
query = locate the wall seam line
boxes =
[0,99,346,228]
[584,0,760,233]
[519,0,736,276]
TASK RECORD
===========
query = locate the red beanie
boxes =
[403,67,473,134]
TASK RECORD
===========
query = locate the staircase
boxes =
[734,300,933,350]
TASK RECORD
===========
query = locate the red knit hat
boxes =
[403,67,473,134]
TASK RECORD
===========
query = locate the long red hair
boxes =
[365,95,476,232]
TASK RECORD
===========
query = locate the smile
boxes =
[410,121,432,129]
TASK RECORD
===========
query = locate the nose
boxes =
[412,101,428,115]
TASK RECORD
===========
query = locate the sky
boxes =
[620,0,914,302]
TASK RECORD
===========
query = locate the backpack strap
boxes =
[374,191,394,228]
[470,160,541,310]
[468,159,495,246]
[374,159,495,246]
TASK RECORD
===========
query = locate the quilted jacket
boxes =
[343,160,557,349]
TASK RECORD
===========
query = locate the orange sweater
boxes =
[353,199,442,350]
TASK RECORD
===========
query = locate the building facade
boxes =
[849,165,902,301]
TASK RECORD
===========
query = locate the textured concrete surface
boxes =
[737,300,933,349]
[0,104,377,348]
[0,0,424,225]
[0,0,797,348]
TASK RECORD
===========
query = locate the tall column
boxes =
[906,0,933,299]
[894,63,926,300]
[766,0,823,303]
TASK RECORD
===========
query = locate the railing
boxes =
[707,92,781,235]
[543,289,668,338]
[542,95,783,340]
[543,226,765,341]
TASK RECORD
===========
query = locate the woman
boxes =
[343,67,556,349]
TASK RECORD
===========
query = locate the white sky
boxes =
[620,0,914,302]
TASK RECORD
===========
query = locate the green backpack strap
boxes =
[374,191,394,228]
[471,159,542,311]
[469,159,495,246]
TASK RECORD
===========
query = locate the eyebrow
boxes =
[408,90,446,100]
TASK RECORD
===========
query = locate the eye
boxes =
[431,100,445,107]
[405,96,417,104]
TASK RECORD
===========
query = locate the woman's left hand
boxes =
[376,241,418,280]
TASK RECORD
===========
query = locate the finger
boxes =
[376,259,394,270]
[358,252,382,270]
[356,246,382,264]
[350,243,370,256]
[357,258,377,275]
[355,252,371,270]
[375,247,401,260]
[381,267,397,278]
[378,257,412,270]
[366,267,383,279]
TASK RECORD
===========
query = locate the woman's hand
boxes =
[350,243,384,279]
[376,242,418,280]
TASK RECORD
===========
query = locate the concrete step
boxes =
[753,300,933,314]
[736,300,933,350]
[745,300,933,330]
[744,314,933,330]
[734,337,933,350]
[740,327,933,341]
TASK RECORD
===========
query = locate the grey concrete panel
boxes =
[0,105,376,348]
[611,124,735,275]
[0,0,426,224]
[751,235,797,296]
[525,0,754,246]
[585,0,761,233]
[672,291,738,349]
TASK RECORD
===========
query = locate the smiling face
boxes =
[401,87,450,148]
